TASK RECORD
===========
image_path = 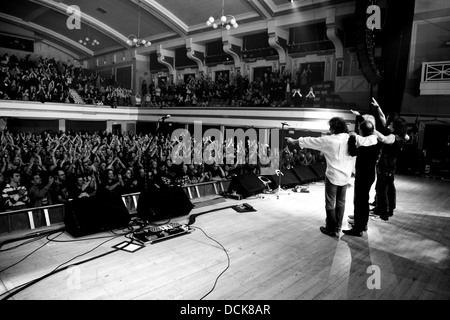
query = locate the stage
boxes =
[0,175,449,301]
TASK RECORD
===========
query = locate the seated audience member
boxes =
[207,162,226,181]
[155,162,173,188]
[134,166,147,191]
[292,149,302,166]
[165,158,178,181]
[223,162,239,178]
[187,164,198,184]
[195,164,211,183]
[1,170,30,210]
[101,169,124,195]
[69,174,97,199]
[121,168,139,194]
[281,152,294,169]
[147,159,159,178]
[28,172,54,208]
[174,164,191,186]
[49,168,70,204]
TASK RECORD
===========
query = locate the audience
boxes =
[0,52,328,213]
[0,52,311,108]
[0,52,134,107]
[0,125,325,211]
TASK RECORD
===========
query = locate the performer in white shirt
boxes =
[286,116,377,237]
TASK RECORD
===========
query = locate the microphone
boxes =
[281,122,289,126]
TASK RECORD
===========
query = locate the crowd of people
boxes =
[137,67,313,108]
[1,126,300,212]
[0,52,137,107]
[1,52,318,109]
[0,121,328,212]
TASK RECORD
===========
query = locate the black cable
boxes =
[1,232,124,300]
[0,231,64,274]
[0,227,65,250]
[191,226,230,300]
[44,219,139,243]
[148,217,172,226]
[0,233,49,252]
[187,205,236,226]
[45,232,125,243]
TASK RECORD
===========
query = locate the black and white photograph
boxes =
[0,0,449,309]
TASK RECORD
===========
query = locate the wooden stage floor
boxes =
[1,174,449,301]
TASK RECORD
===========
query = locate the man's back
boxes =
[298,133,354,186]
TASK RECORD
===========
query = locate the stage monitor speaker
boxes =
[228,172,266,198]
[291,165,319,184]
[137,185,193,222]
[267,168,299,188]
[309,163,326,180]
[65,191,131,238]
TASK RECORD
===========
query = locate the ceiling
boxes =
[0,0,305,59]
[0,0,449,60]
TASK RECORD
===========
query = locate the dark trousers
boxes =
[375,171,396,216]
[353,171,376,231]
[325,177,347,233]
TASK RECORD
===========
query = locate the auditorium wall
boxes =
[0,21,79,66]
[401,14,450,117]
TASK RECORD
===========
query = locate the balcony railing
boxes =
[420,61,450,95]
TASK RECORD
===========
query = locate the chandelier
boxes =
[79,25,100,46]
[126,0,151,47]
[79,37,100,46]
[206,0,238,30]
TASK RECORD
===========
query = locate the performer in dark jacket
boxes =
[343,118,382,237]
[372,117,409,221]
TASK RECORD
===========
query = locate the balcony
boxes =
[420,61,450,95]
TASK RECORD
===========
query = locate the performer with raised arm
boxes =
[286,116,377,237]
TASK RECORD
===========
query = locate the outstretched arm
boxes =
[372,98,386,127]
[374,129,395,144]
[286,136,324,152]
[350,109,365,125]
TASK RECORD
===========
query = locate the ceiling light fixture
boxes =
[79,25,100,47]
[206,0,238,30]
[79,37,100,46]
[127,0,151,48]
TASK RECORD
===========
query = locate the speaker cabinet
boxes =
[267,168,300,188]
[309,163,326,180]
[291,166,319,184]
[65,191,130,238]
[137,185,193,222]
[228,172,266,198]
